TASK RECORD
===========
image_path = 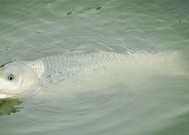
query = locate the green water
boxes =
[0,0,189,135]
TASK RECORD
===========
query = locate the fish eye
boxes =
[7,74,14,81]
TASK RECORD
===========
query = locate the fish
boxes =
[0,51,187,99]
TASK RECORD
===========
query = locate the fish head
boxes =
[0,62,40,99]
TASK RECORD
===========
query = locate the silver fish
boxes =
[0,51,186,99]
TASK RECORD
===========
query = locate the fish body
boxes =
[0,51,186,98]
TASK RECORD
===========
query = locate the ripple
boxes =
[23,83,140,134]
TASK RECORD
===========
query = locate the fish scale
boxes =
[25,52,125,84]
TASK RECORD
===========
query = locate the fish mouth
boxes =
[0,93,10,99]
[0,93,16,99]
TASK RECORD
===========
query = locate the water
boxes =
[0,0,189,135]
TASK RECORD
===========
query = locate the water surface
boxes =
[0,0,189,135]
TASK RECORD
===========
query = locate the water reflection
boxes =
[0,99,23,116]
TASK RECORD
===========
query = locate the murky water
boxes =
[0,0,189,135]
